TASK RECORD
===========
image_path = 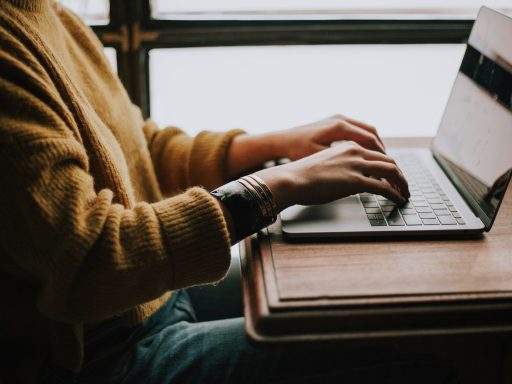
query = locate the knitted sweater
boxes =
[0,0,243,375]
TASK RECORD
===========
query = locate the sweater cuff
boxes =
[189,129,246,190]
[152,187,232,288]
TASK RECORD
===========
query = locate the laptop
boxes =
[281,6,512,239]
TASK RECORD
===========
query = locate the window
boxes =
[151,0,512,20]
[103,47,117,73]
[61,0,109,25]
[77,1,509,136]
[150,44,465,137]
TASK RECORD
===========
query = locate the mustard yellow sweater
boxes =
[0,0,244,375]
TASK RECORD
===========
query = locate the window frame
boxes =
[92,0,476,118]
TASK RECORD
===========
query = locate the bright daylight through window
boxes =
[61,0,109,25]
[149,44,465,137]
[151,0,512,20]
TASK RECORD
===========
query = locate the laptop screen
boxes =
[432,7,512,230]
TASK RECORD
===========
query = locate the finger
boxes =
[312,143,328,153]
[295,143,327,160]
[334,122,385,154]
[358,147,398,165]
[358,149,408,189]
[358,176,407,205]
[344,117,385,149]
[360,161,410,198]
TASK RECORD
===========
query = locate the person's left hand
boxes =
[273,114,385,161]
[226,114,386,179]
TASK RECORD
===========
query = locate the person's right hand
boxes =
[254,140,409,212]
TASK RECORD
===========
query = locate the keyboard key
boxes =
[385,211,405,226]
[403,215,422,226]
[361,155,458,229]
[439,216,457,225]
[422,218,440,225]
[456,218,466,225]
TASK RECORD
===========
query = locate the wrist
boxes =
[261,130,287,159]
[254,165,297,212]
[238,131,285,159]
[210,176,278,243]
[227,133,279,178]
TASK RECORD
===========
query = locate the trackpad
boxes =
[281,196,366,233]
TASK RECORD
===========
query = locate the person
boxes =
[0,1,458,383]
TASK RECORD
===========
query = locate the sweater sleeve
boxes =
[0,72,232,325]
[143,119,245,196]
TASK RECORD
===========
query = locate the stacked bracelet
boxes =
[239,175,278,222]
[210,174,278,241]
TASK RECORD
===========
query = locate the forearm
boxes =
[145,122,246,195]
[40,189,230,323]
[226,132,284,179]
[2,136,232,323]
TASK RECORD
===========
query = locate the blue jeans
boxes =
[39,290,458,384]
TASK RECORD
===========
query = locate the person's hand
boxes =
[254,140,409,211]
[226,114,385,179]
[272,115,385,161]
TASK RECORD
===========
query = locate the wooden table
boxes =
[240,137,512,383]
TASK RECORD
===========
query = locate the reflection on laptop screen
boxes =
[432,7,512,226]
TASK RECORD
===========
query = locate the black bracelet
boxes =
[211,179,276,242]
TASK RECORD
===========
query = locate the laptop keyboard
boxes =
[359,154,466,227]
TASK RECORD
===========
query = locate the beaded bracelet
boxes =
[210,175,278,242]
